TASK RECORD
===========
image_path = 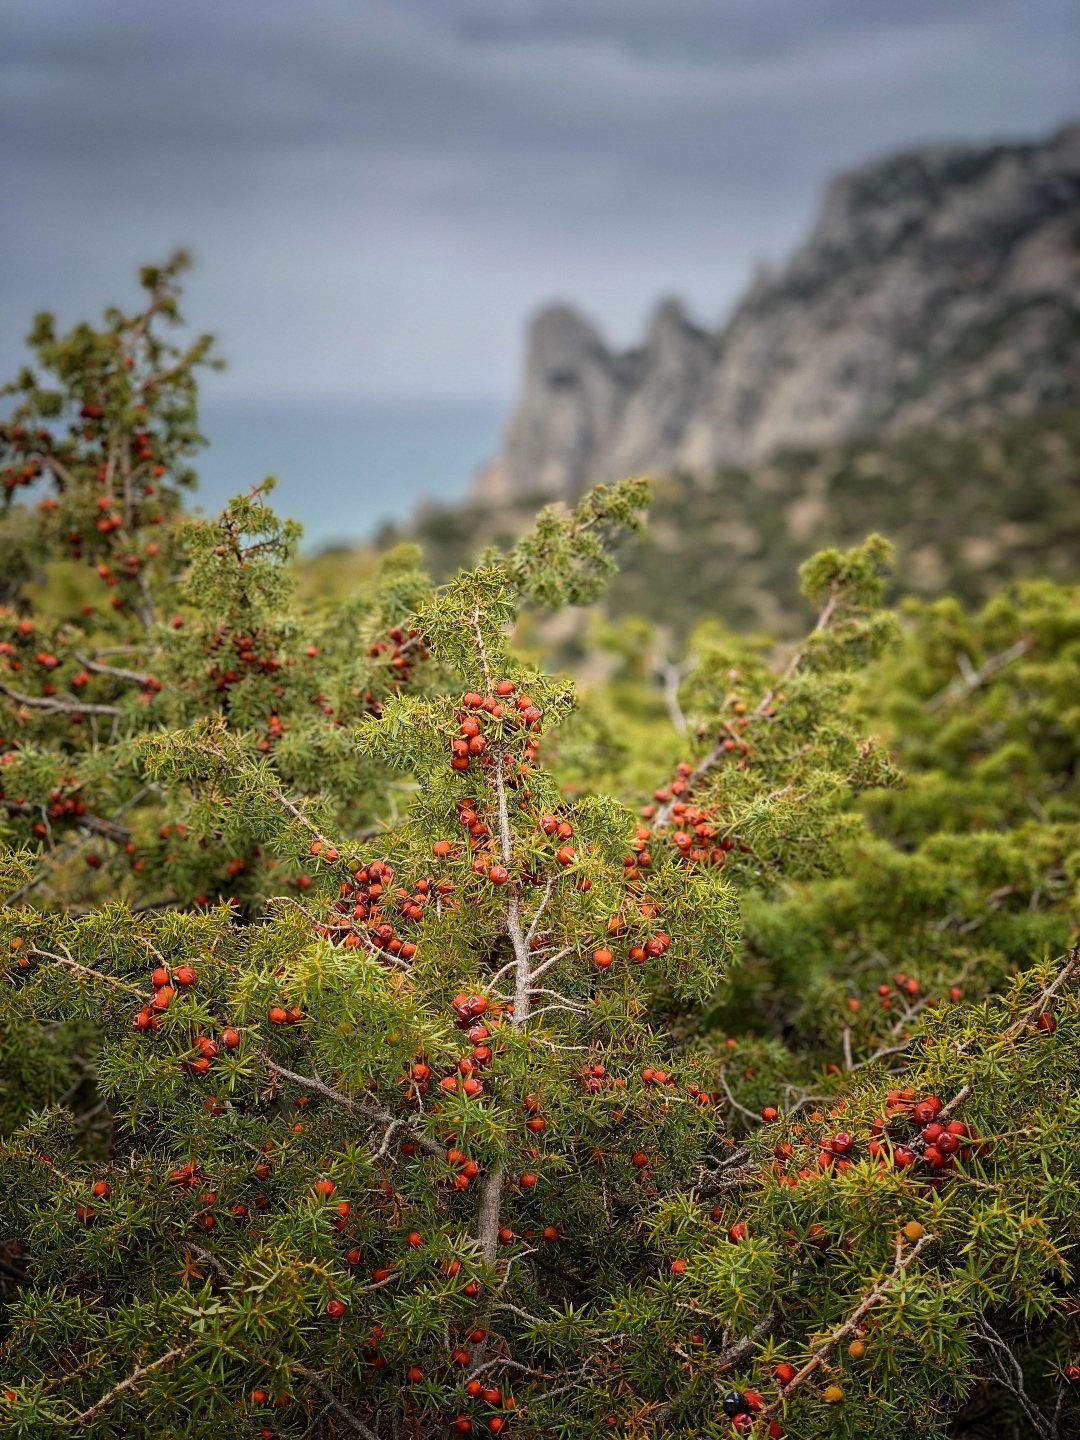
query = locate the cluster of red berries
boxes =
[640,779,735,870]
[17,781,89,845]
[722,1387,782,1435]
[591,889,672,969]
[366,626,428,709]
[204,624,284,694]
[319,859,426,962]
[162,1159,221,1232]
[452,1380,515,1434]
[73,1176,115,1226]
[0,423,47,492]
[768,1091,987,1189]
[132,961,185,1032]
[873,971,964,1011]
[866,1091,986,1174]
[449,680,542,776]
[0,620,42,675]
[393,997,500,1148]
[257,711,286,752]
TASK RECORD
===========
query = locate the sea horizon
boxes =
[191,396,508,552]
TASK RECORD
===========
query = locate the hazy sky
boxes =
[2,0,1077,403]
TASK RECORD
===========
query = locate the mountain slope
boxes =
[478,122,1080,502]
[380,401,1080,642]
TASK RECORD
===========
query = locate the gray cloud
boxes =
[1,0,1076,399]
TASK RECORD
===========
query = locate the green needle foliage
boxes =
[2,266,1079,1440]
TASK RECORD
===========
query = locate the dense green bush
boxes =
[1,266,1078,1440]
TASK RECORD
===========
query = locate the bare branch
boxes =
[527,946,573,985]
[763,1233,935,1418]
[253,1051,446,1160]
[68,1342,198,1424]
[291,1366,380,1440]
[0,680,120,716]
[926,637,1032,712]
[73,653,156,686]
[975,1317,1060,1440]
[29,946,145,997]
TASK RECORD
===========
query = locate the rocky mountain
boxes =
[478,123,1080,502]
[382,400,1080,643]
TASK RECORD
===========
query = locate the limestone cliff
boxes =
[478,123,1080,501]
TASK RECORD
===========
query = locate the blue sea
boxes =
[191,399,507,552]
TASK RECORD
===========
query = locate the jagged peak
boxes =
[487,121,1080,500]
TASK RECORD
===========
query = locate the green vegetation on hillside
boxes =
[371,403,1080,646]
[3,263,1080,1440]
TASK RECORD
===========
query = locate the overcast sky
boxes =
[2,0,1077,404]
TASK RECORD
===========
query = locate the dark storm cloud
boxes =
[1,0,1076,398]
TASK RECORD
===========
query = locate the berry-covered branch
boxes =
[763,1231,935,1419]
[253,1051,448,1160]
[66,1342,199,1426]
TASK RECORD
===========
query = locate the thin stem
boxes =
[73,653,154,686]
[291,1366,380,1440]
[29,947,145,997]
[475,1167,505,1268]
[67,1342,198,1424]
[763,1233,935,1418]
[470,604,494,696]
[527,946,573,985]
[0,680,120,716]
[253,1052,446,1160]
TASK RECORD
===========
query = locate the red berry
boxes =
[406,1366,424,1384]
[1065,1364,1080,1382]
[670,1258,687,1275]
[325,1299,346,1319]
[314,1178,334,1198]
[774,1362,796,1386]
[174,965,196,987]
[407,1231,423,1248]
[761,1106,778,1122]
[519,1173,536,1188]
[593,948,614,969]
[542,1225,559,1244]
[220,1027,240,1049]
[1037,1011,1057,1033]
[631,1152,649,1169]
[729,1221,750,1243]
[268,1006,288,1025]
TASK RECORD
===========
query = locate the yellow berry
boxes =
[823,1384,844,1403]
[903,1221,925,1242]
[848,1340,866,1360]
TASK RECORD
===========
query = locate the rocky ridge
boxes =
[478,123,1080,502]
